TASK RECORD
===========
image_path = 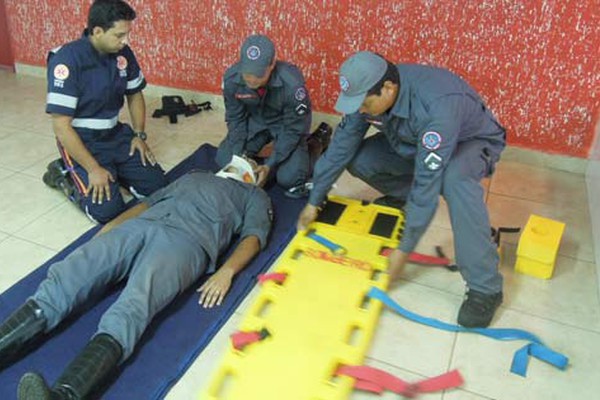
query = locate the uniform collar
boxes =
[80,29,113,60]
[389,66,409,119]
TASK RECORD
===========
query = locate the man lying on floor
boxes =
[0,156,272,400]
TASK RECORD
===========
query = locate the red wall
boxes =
[4,0,599,158]
[0,0,14,68]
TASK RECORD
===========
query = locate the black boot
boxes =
[42,159,67,189]
[312,122,333,151]
[457,289,503,328]
[0,299,47,370]
[308,122,333,155]
[306,122,333,180]
[18,333,122,400]
[42,159,81,204]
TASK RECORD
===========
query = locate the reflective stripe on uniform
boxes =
[71,116,119,130]
[47,93,78,109]
[127,71,144,90]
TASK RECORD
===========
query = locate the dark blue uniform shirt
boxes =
[46,32,146,143]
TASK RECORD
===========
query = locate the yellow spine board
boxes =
[203,196,404,400]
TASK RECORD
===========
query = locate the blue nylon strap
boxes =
[307,232,346,254]
[367,287,568,377]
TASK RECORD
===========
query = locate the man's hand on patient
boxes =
[197,267,234,308]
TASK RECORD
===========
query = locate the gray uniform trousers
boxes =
[347,133,502,294]
[31,218,209,360]
[216,130,310,189]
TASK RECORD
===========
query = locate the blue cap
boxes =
[334,51,387,114]
[240,34,275,77]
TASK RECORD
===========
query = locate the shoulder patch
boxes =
[295,103,308,116]
[117,55,128,70]
[422,131,442,150]
[295,87,307,101]
[424,152,443,171]
[53,64,70,80]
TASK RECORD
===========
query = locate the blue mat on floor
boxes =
[0,144,305,399]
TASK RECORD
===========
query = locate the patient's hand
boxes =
[197,268,234,308]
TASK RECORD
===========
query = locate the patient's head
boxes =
[215,156,257,185]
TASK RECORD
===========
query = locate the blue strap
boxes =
[307,232,347,255]
[368,287,568,377]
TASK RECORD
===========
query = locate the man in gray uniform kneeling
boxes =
[298,51,506,329]
[217,34,330,196]
[0,158,272,400]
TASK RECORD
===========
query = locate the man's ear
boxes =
[382,80,398,98]
[267,56,277,74]
[91,26,105,37]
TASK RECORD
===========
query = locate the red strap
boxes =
[337,365,464,397]
[230,328,270,350]
[258,273,287,285]
[380,248,450,265]
[408,252,451,265]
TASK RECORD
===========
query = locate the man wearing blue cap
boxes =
[297,51,506,328]
[216,34,329,196]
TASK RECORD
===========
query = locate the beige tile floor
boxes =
[0,69,598,399]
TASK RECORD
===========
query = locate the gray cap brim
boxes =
[335,91,367,114]
[240,62,269,77]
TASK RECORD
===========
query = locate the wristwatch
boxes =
[134,131,147,141]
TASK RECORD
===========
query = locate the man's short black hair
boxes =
[87,0,136,32]
[367,57,399,97]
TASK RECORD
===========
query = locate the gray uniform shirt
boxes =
[310,64,506,253]
[143,171,272,273]
[222,61,312,168]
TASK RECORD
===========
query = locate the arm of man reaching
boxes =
[52,114,115,205]
[297,113,369,230]
[386,97,462,281]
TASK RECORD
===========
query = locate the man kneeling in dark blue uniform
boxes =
[44,0,167,223]
[0,158,272,400]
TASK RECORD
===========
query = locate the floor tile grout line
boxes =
[1,233,60,254]
[488,188,590,208]
[8,198,70,240]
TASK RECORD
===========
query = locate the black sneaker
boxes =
[310,122,332,152]
[284,182,313,199]
[373,196,406,210]
[457,289,503,328]
[42,159,66,189]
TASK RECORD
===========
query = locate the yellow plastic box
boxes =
[515,214,566,279]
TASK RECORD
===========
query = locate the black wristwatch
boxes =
[134,131,147,141]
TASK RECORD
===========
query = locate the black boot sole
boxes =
[18,372,53,400]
